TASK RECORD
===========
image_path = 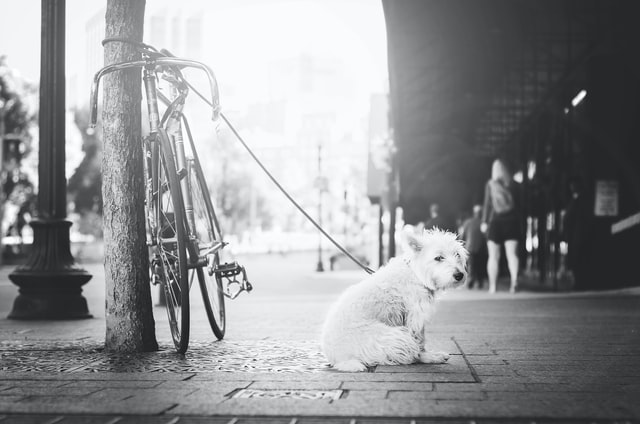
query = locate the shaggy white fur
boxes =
[321,228,468,372]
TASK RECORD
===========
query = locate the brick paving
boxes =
[1,251,640,423]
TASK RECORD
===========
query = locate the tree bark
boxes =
[102,0,157,352]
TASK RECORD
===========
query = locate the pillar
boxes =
[8,0,92,319]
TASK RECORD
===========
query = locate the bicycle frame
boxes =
[90,52,226,262]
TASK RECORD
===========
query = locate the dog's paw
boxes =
[333,359,367,372]
[418,351,450,364]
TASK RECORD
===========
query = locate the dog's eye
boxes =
[434,255,444,262]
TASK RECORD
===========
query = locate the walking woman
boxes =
[480,159,521,293]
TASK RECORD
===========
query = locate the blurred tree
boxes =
[68,108,103,237]
[0,55,38,259]
[68,109,102,213]
[210,126,274,236]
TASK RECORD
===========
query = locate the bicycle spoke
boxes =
[189,268,196,291]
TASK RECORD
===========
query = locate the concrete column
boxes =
[8,0,92,319]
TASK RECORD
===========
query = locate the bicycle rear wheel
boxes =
[186,158,226,340]
[155,129,190,353]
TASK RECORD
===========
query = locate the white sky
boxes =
[0,0,388,91]
[0,1,97,82]
[0,1,40,82]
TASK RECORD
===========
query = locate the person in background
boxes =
[481,159,521,293]
[424,203,455,232]
[460,204,487,289]
[562,176,586,289]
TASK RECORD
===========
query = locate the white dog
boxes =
[321,227,468,372]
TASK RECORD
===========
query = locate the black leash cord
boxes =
[220,113,375,275]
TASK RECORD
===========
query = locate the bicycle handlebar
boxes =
[89,50,221,127]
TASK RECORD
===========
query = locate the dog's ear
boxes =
[402,230,423,253]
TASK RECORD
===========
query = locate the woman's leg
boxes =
[467,253,477,288]
[504,239,519,292]
[486,240,501,293]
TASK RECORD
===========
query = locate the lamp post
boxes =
[315,142,325,272]
[8,0,92,319]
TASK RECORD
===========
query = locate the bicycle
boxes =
[90,38,252,354]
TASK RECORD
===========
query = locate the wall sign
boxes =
[594,180,618,217]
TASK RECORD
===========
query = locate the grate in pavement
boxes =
[230,388,344,400]
[0,338,477,379]
[0,340,330,373]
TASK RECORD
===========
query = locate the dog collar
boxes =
[402,256,436,298]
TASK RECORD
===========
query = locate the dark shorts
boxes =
[487,213,519,244]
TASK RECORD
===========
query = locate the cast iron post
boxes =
[316,143,324,272]
[8,0,92,319]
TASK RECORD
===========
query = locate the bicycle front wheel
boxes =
[187,158,226,340]
[156,129,190,353]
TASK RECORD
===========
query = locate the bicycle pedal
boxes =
[214,262,252,299]
[214,261,243,278]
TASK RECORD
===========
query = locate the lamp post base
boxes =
[8,288,92,320]
[8,220,92,320]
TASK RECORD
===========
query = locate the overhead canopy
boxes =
[381,0,639,223]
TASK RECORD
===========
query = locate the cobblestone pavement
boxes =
[1,251,640,423]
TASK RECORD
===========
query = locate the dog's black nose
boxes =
[454,272,464,281]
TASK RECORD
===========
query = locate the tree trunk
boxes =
[102,0,157,352]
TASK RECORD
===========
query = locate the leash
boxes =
[186,83,375,275]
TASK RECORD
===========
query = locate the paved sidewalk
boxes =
[1,251,640,423]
